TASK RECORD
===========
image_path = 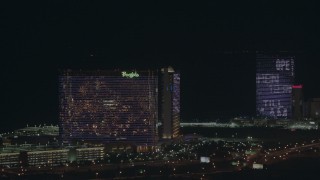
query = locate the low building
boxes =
[76,147,104,162]
[0,153,20,167]
[104,143,135,153]
[27,149,68,166]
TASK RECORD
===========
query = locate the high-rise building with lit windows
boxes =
[256,54,294,119]
[59,70,159,148]
[161,67,180,139]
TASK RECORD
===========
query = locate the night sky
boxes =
[1,1,320,132]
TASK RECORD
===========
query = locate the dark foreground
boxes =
[2,157,319,180]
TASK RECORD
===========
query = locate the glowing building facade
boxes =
[256,54,294,119]
[59,70,158,147]
[161,67,180,139]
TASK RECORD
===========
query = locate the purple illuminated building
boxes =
[59,70,159,149]
[256,54,294,119]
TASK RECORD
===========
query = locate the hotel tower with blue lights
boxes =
[256,54,295,119]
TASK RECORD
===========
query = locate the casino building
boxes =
[256,54,294,119]
[59,70,159,151]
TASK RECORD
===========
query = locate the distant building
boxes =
[256,54,294,119]
[0,146,106,167]
[161,67,180,139]
[305,98,320,119]
[75,147,104,162]
[59,70,159,150]
[0,153,20,167]
[292,85,303,120]
[9,125,59,145]
[13,125,59,137]
[27,149,68,166]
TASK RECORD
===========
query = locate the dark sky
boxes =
[1,1,320,131]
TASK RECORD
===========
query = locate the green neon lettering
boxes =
[121,71,139,78]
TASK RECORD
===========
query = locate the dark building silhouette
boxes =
[161,67,180,139]
[292,85,303,120]
[305,98,320,119]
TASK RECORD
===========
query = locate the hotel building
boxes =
[59,70,159,150]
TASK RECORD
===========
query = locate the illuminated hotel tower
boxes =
[256,54,294,119]
[59,70,158,149]
[161,67,180,139]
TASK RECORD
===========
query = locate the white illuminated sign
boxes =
[256,56,294,118]
[253,163,263,169]
[269,85,292,94]
[276,59,291,71]
[200,157,210,163]
[256,74,279,84]
[121,71,139,78]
